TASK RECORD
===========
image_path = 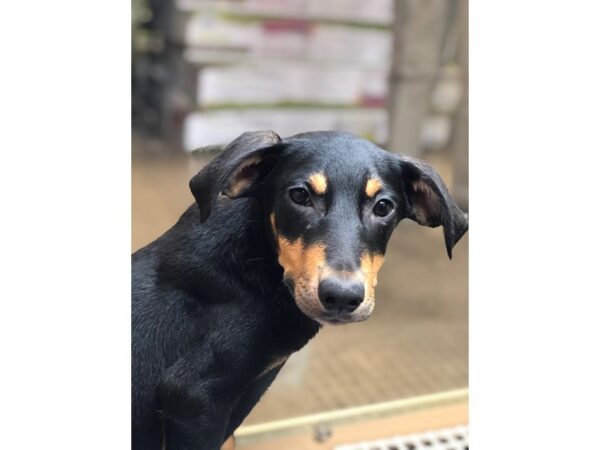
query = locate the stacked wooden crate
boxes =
[162,0,394,150]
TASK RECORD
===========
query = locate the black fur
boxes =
[132,131,468,450]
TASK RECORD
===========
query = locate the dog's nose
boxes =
[318,278,365,313]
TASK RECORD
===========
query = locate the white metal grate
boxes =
[334,425,468,450]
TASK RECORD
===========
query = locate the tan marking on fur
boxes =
[321,265,363,283]
[308,172,328,195]
[277,237,304,279]
[257,355,289,379]
[275,236,327,317]
[360,252,385,302]
[221,435,235,450]
[270,213,277,235]
[365,177,383,198]
[412,179,438,225]
[277,238,326,281]
[225,156,262,197]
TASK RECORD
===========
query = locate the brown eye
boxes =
[373,199,394,217]
[289,188,311,206]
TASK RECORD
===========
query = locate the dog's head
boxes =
[190,130,468,325]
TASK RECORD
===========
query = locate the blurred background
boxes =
[132,0,468,448]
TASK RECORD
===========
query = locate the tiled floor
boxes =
[132,144,468,426]
[240,403,468,450]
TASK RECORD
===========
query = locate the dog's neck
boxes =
[158,199,283,295]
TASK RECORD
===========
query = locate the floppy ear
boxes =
[189,130,283,222]
[396,155,468,259]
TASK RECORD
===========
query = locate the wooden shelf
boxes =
[176,0,393,28]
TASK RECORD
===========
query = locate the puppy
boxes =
[132,130,468,450]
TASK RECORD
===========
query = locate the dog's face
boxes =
[267,138,401,325]
[190,131,468,325]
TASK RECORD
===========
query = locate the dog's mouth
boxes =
[306,304,375,325]
[315,314,357,326]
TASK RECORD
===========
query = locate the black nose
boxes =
[318,278,365,313]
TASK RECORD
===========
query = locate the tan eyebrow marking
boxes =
[308,172,328,195]
[365,178,383,198]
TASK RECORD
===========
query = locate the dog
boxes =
[132,130,468,450]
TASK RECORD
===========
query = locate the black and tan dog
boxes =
[132,130,468,450]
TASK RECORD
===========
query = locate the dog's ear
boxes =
[189,130,283,222]
[394,155,468,258]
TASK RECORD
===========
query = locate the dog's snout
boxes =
[318,278,365,313]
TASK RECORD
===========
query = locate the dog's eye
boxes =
[373,199,394,217]
[289,188,311,206]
